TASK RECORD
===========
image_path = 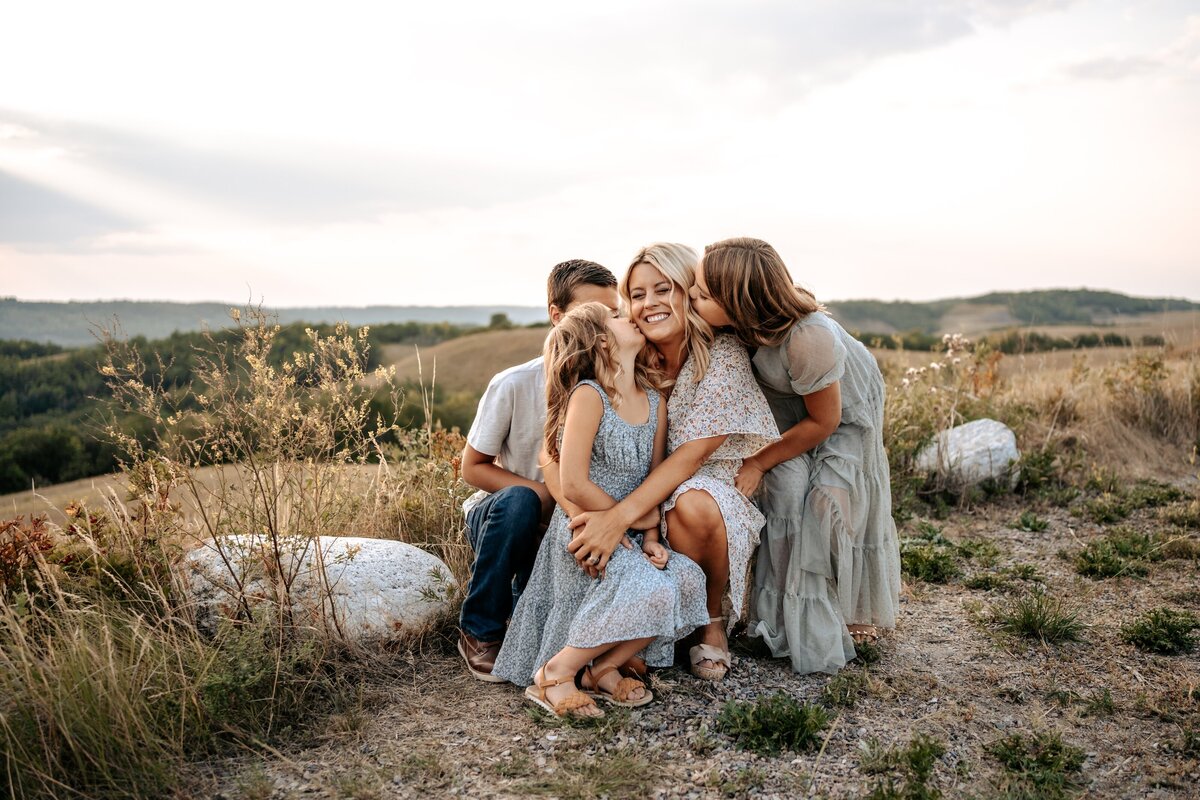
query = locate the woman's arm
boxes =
[641,397,670,544]
[566,433,728,570]
[734,381,842,496]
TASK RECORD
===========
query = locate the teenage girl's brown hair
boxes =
[701,237,822,348]
[542,302,661,462]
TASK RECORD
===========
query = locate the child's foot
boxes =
[528,661,604,719]
[582,661,653,707]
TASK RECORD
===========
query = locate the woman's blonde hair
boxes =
[619,242,714,384]
[701,237,822,348]
[542,302,661,462]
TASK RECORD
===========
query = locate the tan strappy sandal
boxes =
[581,663,654,708]
[689,616,731,681]
[848,624,881,645]
[525,665,604,718]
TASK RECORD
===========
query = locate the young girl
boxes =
[691,237,901,675]
[492,302,709,718]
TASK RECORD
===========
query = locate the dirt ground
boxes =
[196,487,1200,800]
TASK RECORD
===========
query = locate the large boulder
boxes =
[184,535,456,642]
[915,418,1020,490]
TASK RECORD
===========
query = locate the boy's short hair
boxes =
[547,259,617,311]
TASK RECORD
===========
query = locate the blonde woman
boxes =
[567,243,779,681]
[690,237,900,675]
[492,302,707,717]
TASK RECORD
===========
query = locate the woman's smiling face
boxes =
[626,262,686,346]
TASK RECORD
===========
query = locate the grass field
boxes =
[4,307,1198,799]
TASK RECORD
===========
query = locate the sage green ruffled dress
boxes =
[748,313,901,674]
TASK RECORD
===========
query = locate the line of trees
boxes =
[0,320,475,494]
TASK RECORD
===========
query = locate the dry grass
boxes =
[5,311,1200,798]
[383,327,548,395]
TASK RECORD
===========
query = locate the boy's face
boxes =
[550,284,619,325]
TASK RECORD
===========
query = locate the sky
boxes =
[0,0,1198,307]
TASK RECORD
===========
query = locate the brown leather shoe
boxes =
[458,629,505,683]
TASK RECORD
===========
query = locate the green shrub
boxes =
[901,542,960,584]
[865,734,947,800]
[986,731,1085,799]
[991,590,1084,645]
[1160,500,1200,530]
[1012,511,1049,532]
[1120,608,1199,655]
[824,668,870,708]
[716,692,830,755]
[965,573,1013,592]
[1074,527,1163,579]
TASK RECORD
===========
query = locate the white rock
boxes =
[915,418,1020,490]
[184,535,456,642]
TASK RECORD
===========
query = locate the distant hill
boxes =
[5,289,1197,346]
[825,289,1198,335]
[0,298,549,347]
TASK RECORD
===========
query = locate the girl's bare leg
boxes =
[540,645,608,717]
[665,489,729,666]
[588,636,655,700]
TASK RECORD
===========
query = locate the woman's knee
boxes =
[669,489,722,534]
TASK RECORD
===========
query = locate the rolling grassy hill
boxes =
[7,289,1196,346]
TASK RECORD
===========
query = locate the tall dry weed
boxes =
[0,308,472,798]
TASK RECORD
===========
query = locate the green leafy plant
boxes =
[1012,511,1049,532]
[1120,608,1199,655]
[987,731,1085,799]
[716,692,830,755]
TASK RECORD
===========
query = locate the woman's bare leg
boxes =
[666,489,729,667]
[539,645,608,717]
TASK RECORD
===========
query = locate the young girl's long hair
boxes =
[701,237,823,348]
[543,302,661,462]
[620,242,714,385]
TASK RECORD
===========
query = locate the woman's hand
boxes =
[734,458,765,498]
[642,539,669,569]
[567,507,635,574]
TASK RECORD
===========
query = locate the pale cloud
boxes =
[1064,55,1162,80]
[0,0,1196,305]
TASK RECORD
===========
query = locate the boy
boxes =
[458,259,618,681]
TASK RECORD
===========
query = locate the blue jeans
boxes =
[459,486,542,642]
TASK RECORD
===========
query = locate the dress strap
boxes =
[573,379,612,410]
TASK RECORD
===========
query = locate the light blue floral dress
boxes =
[493,380,709,685]
[748,312,901,674]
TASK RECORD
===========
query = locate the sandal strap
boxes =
[690,643,731,668]
[584,663,619,689]
[553,691,598,714]
[611,676,647,703]
[534,666,577,700]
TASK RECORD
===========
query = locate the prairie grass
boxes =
[864,733,947,800]
[990,589,1084,645]
[514,746,656,799]
[0,308,471,799]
